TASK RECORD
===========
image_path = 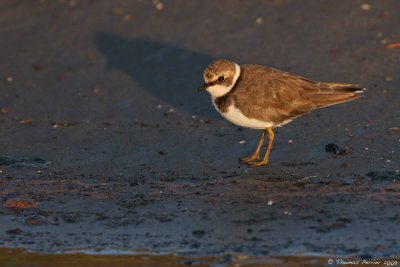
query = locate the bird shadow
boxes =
[96,33,219,119]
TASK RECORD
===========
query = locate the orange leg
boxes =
[240,129,267,163]
[249,128,274,167]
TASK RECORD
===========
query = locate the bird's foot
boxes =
[240,154,260,163]
[248,160,269,168]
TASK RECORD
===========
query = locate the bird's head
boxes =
[197,59,241,98]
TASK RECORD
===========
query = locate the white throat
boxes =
[207,63,241,98]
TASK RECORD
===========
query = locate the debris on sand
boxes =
[153,0,164,11]
[0,108,10,115]
[385,42,400,50]
[325,143,349,155]
[388,127,400,133]
[13,118,33,125]
[51,121,80,128]
[360,3,371,11]
[5,199,38,211]
[122,14,132,22]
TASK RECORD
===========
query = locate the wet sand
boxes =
[0,0,399,264]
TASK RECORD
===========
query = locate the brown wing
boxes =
[232,64,364,123]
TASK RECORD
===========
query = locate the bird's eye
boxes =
[218,76,225,82]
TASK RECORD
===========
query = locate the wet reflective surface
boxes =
[0,248,356,267]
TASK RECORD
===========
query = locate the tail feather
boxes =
[324,82,365,93]
[307,82,365,108]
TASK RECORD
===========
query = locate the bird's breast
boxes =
[212,98,277,129]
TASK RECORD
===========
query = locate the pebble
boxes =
[154,1,164,11]
[360,3,371,11]
[325,143,349,155]
[239,140,246,145]
[380,39,388,45]
[122,14,132,22]
[255,17,264,24]
[6,76,13,82]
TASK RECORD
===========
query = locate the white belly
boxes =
[212,101,274,129]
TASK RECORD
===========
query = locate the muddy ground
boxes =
[0,0,399,263]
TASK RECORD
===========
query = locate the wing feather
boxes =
[231,64,364,123]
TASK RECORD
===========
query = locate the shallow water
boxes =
[1,248,399,267]
[0,248,337,267]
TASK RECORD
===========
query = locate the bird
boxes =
[197,59,364,167]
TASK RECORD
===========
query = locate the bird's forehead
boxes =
[204,60,236,79]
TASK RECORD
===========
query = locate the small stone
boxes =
[256,17,264,24]
[157,104,163,109]
[380,39,388,45]
[239,140,246,145]
[360,3,371,11]
[154,1,164,10]
[385,76,393,81]
[267,200,274,206]
[122,14,132,21]
[0,108,10,115]
[288,139,293,143]
[6,76,13,82]
[325,143,349,155]
[16,118,33,125]
[92,87,100,95]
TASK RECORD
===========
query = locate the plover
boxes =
[197,59,364,167]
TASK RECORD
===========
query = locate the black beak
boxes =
[196,84,208,92]
[196,82,214,93]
